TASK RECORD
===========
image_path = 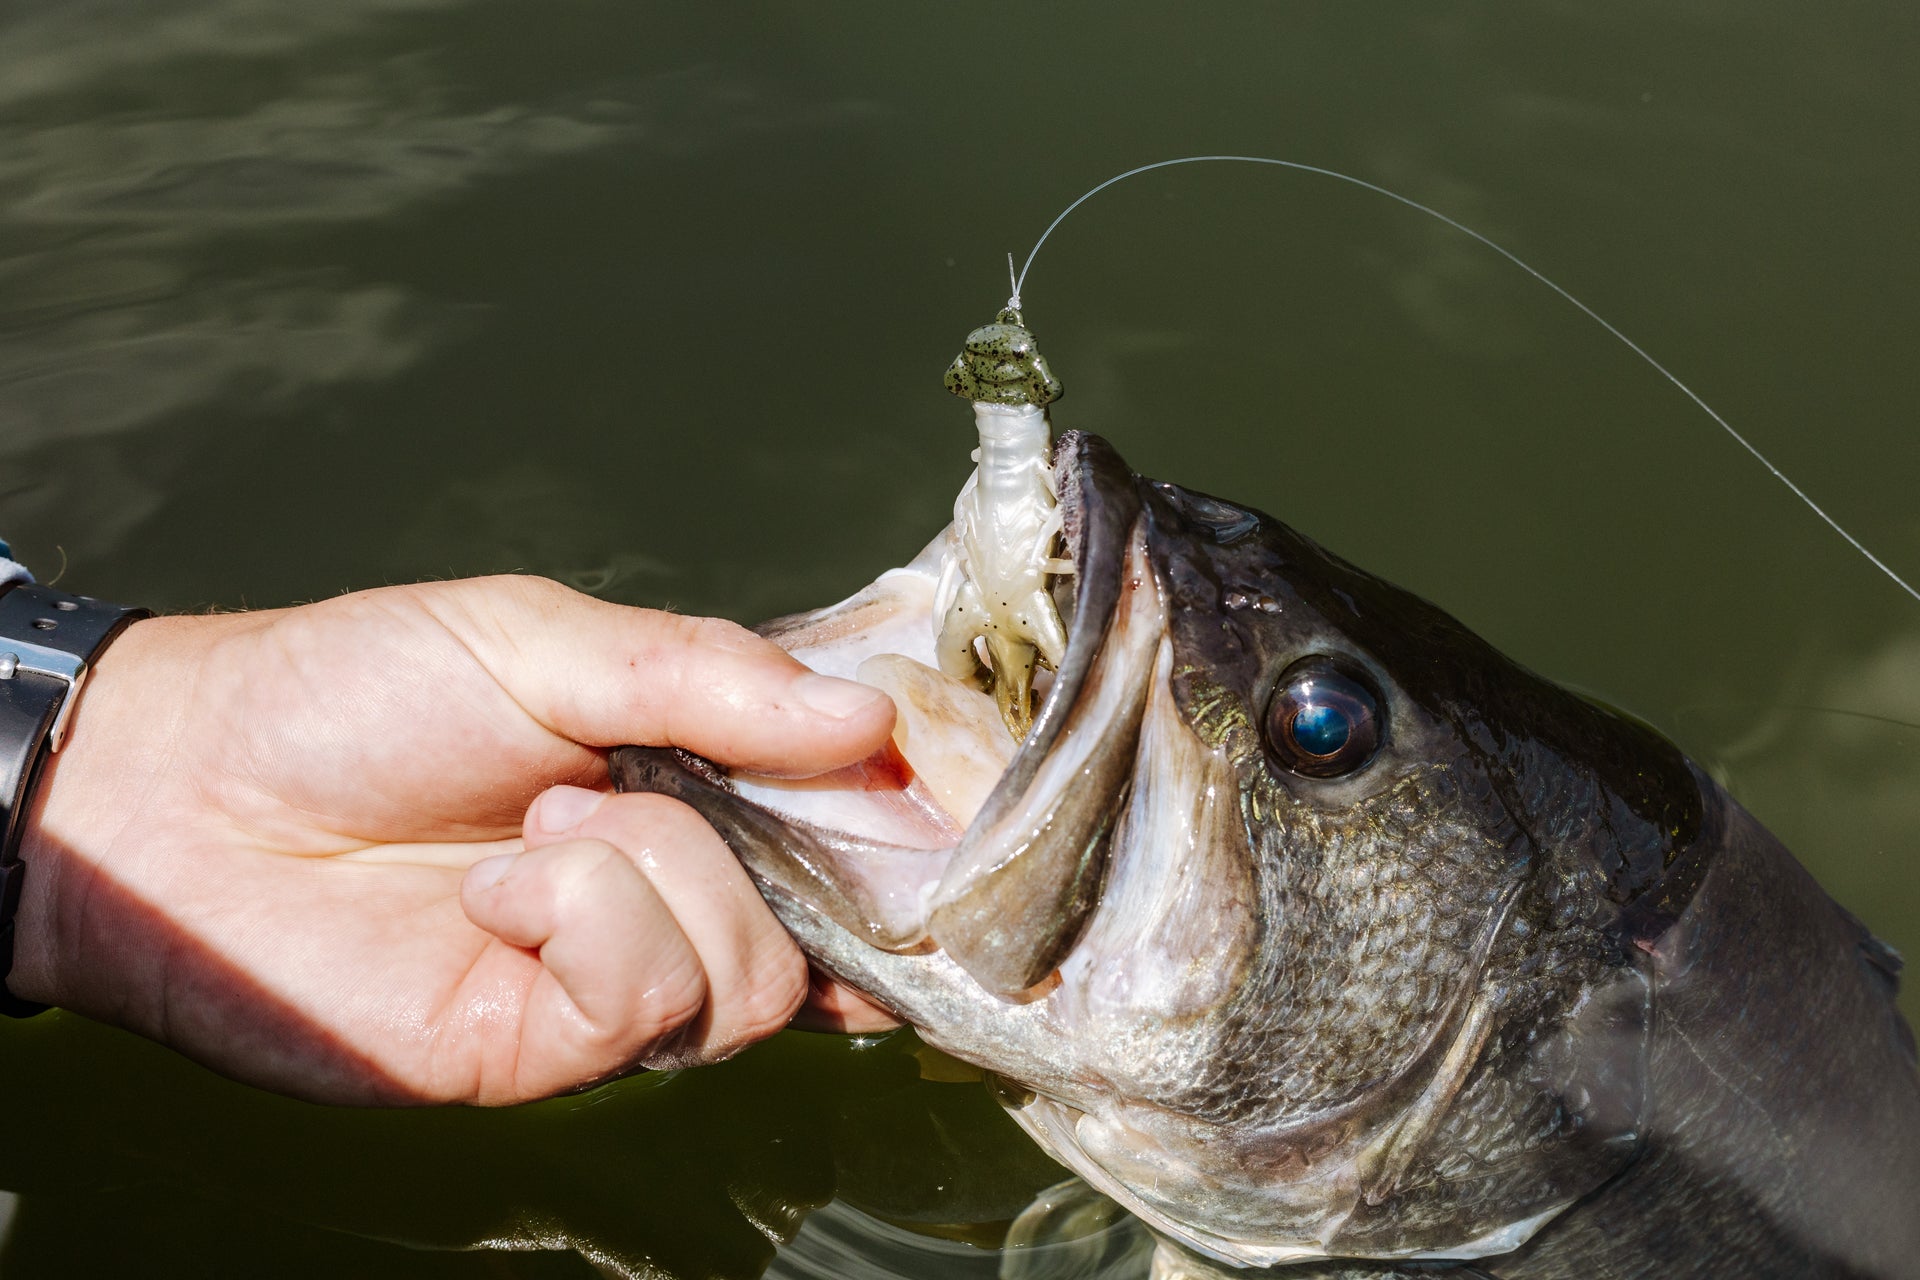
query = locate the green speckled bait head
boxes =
[937,305,1073,740]
[944,306,1063,408]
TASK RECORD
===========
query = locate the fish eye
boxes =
[1263,657,1383,779]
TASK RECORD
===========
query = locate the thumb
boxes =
[423,576,895,777]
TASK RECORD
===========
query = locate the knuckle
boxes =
[587,792,713,858]
[440,575,584,644]
[543,839,629,908]
[729,943,809,1041]
[492,573,578,616]
[603,788,690,829]
[416,574,587,671]
[634,959,710,1047]
[661,611,761,657]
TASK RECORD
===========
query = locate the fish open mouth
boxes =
[612,430,1158,999]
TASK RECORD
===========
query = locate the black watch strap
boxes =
[0,582,150,1017]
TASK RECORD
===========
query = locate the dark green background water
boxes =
[2,2,1915,1275]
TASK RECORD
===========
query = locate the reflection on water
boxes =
[0,0,877,598]
[0,1016,1070,1277]
[772,1196,1153,1280]
[3,0,1917,1276]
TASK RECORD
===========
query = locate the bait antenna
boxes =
[1013,155,1920,608]
[1006,252,1020,310]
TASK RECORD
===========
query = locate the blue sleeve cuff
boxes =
[0,538,32,588]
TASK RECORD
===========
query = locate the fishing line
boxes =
[1013,155,1920,607]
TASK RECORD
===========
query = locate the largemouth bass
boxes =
[614,431,1920,1278]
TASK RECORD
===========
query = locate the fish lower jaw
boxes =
[1008,1095,1575,1268]
[1008,1097,1371,1267]
[999,929,1568,1268]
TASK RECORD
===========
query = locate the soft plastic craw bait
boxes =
[935,306,1073,741]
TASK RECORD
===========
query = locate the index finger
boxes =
[425,577,897,777]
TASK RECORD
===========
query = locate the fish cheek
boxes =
[1054,668,1261,1071]
[1213,729,1532,1109]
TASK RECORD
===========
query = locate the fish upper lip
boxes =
[977,430,1143,812]
[924,520,1166,993]
[899,429,1155,992]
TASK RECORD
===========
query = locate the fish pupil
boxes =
[1291,703,1350,756]
[1263,656,1383,778]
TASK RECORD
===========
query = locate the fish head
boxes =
[613,431,1714,1267]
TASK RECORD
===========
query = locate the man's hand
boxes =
[9,576,900,1105]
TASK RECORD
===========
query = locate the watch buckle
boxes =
[0,639,89,752]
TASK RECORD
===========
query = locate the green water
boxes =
[2,2,1916,1275]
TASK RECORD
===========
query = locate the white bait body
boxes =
[936,400,1069,738]
[936,306,1071,740]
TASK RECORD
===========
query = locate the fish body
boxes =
[615,432,1920,1277]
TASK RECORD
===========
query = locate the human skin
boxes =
[8,575,901,1106]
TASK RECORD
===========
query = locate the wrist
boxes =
[5,601,158,1011]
